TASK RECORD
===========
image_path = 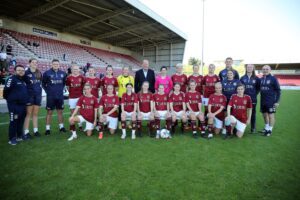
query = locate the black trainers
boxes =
[59,127,67,133]
[250,129,256,134]
[78,126,83,131]
[222,133,228,140]
[200,133,207,138]
[137,131,142,137]
[171,126,176,135]
[34,132,41,137]
[24,133,32,140]
[45,130,51,135]
[259,129,267,134]
[263,130,272,137]
[192,133,198,139]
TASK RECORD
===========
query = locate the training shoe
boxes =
[16,137,23,142]
[222,133,228,140]
[263,130,272,137]
[250,128,256,134]
[98,132,103,140]
[59,127,67,133]
[22,134,31,140]
[137,131,142,137]
[156,133,160,139]
[34,132,41,137]
[78,126,83,131]
[132,133,136,140]
[121,133,126,139]
[208,133,213,139]
[8,138,18,145]
[222,128,226,135]
[193,133,198,139]
[45,130,51,135]
[200,132,207,138]
[260,129,267,134]
[68,134,77,141]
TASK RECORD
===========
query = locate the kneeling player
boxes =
[207,82,227,138]
[153,84,172,138]
[169,82,187,134]
[98,84,119,139]
[186,80,206,138]
[225,84,252,138]
[121,83,138,139]
[137,81,155,137]
[68,83,98,141]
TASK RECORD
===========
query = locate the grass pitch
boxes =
[0,90,300,200]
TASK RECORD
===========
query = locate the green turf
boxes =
[0,90,300,200]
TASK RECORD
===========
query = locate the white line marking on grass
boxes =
[0,112,70,126]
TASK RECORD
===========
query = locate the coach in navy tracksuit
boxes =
[42,59,67,135]
[260,65,281,136]
[219,57,239,81]
[222,70,241,103]
[3,65,29,145]
[23,58,43,137]
[240,64,261,133]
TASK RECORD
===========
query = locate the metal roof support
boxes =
[18,0,71,19]
[115,32,168,46]
[63,8,132,32]
[94,22,155,40]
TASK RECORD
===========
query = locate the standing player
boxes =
[207,82,227,138]
[66,64,85,130]
[117,66,134,128]
[171,63,188,92]
[3,65,29,145]
[185,80,206,138]
[153,84,172,138]
[137,81,155,137]
[188,65,203,94]
[42,59,67,135]
[84,67,101,99]
[155,66,173,94]
[169,82,187,134]
[240,64,260,133]
[260,65,281,136]
[120,83,138,139]
[101,65,118,96]
[219,57,239,81]
[23,58,42,137]
[68,83,98,141]
[98,84,119,139]
[225,84,252,138]
[202,64,220,115]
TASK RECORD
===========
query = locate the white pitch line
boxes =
[0,112,70,126]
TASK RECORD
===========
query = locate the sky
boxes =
[139,0,300,64]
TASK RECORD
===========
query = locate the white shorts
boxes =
[214,117,223,129]
[141,112,151,120]
[77,115,94,130]
[124,112,134,120]
[174,111,184,119]
[187,111,200,117]
[104,116,118,130]
[69,98,79,109]
[231,116,247,133]
[202,97,209,106]
[157,110,168,120]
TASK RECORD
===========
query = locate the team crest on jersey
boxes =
[112,98,115,103]
[28,74,32,77]
[50,75,54,78]
[91,100,94,104]
[179,97,182,101]
[233,82,237,86]
[220,98,223,103]
[252,80,256,84]
[105,99,107,102]
[164,97,167,101]
[61,74,64,78]
[79,78,82,82]
[181,77,184,81]
[243,100,247,104]
[196,95,199,98]
[267,80,270,84]
[213,78,216,82]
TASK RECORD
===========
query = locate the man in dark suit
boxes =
[134,59,155,93]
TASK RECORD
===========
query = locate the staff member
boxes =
[3,65,29,145]
[260,65,281,136]
[42,59,67,135]
[240,64,260,133]
[134,59,155,93]
[219,57,239,81]
[23,58,43,138]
